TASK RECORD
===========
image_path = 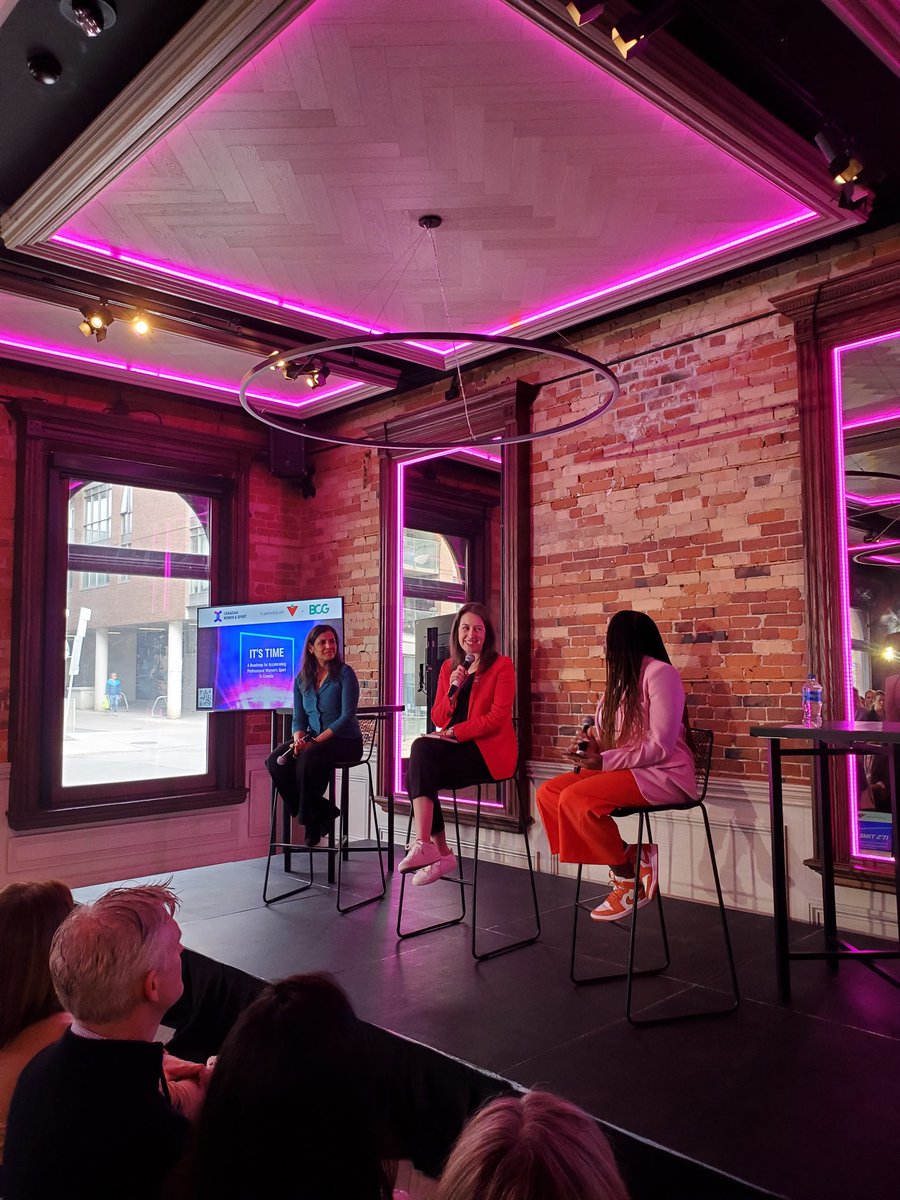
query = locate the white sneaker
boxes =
[398,839,440,873]
[412,853,458,887]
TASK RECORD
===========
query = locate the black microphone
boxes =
[575,716,595,756]
[276,731,313,766]
[448,653,475,699]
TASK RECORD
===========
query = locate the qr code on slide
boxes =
[198,688,214,709]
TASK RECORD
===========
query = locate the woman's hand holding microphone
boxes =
[568,716,603,770]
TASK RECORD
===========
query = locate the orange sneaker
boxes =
[590,871,648,922]
[626,842,659,902]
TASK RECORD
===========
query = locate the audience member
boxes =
[0,881,75,1166]
[4,883,194,1200]
[435,1089,629,1200]
[174,973,393,1199]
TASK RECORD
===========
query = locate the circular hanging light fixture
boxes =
[240,331,620,452]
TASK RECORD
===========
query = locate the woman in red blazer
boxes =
[399,603,517,886]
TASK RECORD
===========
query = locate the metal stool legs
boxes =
[396,793,467,940]
[336,760,387,914]
[262,781,316,905]
[397,775,541,959]
[471,775,541,960]
[570,806,740,1024]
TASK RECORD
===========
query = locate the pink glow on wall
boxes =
[0,332,355,406]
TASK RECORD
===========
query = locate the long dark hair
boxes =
[598,611,672,751]
[298,623,344,692]
[449,602,499,673]
[0,880,75,1048]
[188,974,392,1200]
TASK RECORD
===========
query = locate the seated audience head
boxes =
[450,601,498,671]
[49,883,183,1034]
[436,1090,629,1200]
[189,972,391,1199]
[873,689,886,717]
[0,881,74,1048]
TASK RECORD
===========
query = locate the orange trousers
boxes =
[535,769,651,865]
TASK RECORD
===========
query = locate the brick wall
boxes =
[1,224,899,797]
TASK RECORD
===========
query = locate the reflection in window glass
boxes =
[401,528,468,755]
[63,481,211,788]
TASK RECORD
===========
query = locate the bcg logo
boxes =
[309,603,330,615]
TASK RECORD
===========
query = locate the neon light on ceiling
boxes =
[0,332,360,407]
[846,490,900,508]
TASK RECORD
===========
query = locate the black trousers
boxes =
[405,736,492,835]
[266,736,363,834]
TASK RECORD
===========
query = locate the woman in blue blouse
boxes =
[265,624,362,846]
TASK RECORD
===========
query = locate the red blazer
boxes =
[431,655,518,781]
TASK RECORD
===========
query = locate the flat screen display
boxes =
[196,598,344,712]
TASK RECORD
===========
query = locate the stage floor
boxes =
[79,850,900,1200]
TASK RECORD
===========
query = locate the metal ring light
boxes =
[240,331,620,451]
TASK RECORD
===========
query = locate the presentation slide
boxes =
[196,598,344,712]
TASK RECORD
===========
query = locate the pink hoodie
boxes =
[595,656,697,805]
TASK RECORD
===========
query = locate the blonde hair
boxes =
[0,881,74,1047]
[49,883,179,1024]
[436,1091,629,1200]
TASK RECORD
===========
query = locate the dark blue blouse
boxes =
[292,663,361,739]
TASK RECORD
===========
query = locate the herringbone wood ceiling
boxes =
[57,0,812,344]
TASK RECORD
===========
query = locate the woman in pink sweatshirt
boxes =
[536,610,696,921]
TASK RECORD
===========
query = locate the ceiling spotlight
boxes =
[78,303,114,343]
[59,1,117,38]
[611,0,680,60]
[815,126,864,186]
[565,2,605,26]
[130,312,151,336]
[303,358,330,389]
[838,181,874,215]
[28,54,62,85]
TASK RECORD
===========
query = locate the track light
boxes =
[130,312,151,336]
[611,0,680,60]
[269,354,331,387]
[565,2,605,26]
[815,126,864,186]
[78,303,114,343]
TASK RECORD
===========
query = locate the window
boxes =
[82,482,112,543]
[8,400,249,830]
[188,517,210,598]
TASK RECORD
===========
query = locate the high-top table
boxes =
[750,721,900,1001]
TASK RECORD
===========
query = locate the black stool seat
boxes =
[263,717,387,914]
[570,727,740,1024]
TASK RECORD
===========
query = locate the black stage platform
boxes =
[79,851,900,1200]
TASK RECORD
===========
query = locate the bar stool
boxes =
[396,761,541,961]
[570,727,740,1024]
[263,716,386,914]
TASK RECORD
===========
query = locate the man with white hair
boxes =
[4,883,191,1199]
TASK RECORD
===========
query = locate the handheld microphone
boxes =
[276,731,313,766]
[448,653,476,699]
[575,716,595,756]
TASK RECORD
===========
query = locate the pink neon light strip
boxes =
[0,332,359,407]
[52,213,817,365]
[848,539,900,552]
[846,490,900,508]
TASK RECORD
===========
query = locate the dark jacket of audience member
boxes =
[3,884,190,1200]
[173,973,393,1200]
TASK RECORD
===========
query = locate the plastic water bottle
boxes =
[802,673,824,727]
